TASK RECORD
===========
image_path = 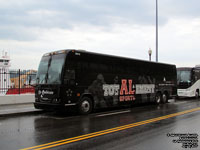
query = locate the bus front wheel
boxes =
[195,90,199,99]
[78,97,93,115]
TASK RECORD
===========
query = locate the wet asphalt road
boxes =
[0,99,200,150]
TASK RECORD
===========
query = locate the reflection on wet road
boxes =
[0,99,200,150]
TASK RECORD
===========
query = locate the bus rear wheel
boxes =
[162,93,168,103]
[155,93,162,104]
[78,97,93,115]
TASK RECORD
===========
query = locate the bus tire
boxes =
[155,92,162,104]
[162,92,168,103]
[78,97,93,115]
[195,90,199,99]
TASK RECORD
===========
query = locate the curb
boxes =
[0,102,33,107]
[0,109,43,117]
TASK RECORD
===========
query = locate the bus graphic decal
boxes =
[103,79,156,102]
[135,84,155,94]
[119,79,136,102]
[103,84,119,96]
[103,79,136,102]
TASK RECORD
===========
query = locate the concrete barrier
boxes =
[0,94,34,105]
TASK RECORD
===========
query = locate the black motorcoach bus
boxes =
[34,49,177,114]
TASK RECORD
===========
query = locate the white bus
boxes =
[177,65,200,98]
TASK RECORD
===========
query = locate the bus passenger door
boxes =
[63,70,76,104]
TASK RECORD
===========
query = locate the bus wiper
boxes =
[37,76,46,84]
[45,55,52,83]
[45,73,48,83]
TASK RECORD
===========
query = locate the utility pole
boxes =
[156,0,158,62]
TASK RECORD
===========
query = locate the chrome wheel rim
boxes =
[81,100,90,113]
[156,95,161,103]
[163,94,167,103]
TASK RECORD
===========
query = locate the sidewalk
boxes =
[0,103,42,116]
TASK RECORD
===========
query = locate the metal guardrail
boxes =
[0,69,37,95]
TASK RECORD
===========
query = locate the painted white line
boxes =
[96,110,131,117]
[175,101,188,104]
[168,101,188,105]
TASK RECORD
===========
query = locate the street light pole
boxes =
[148,48,152,61]
[156,0,158,62]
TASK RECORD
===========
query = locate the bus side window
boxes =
[194,69,200,81]
[64,70,75,84]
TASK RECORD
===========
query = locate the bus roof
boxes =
[44,49,176,67]
[177,67,192,71]
[177,66,200,71]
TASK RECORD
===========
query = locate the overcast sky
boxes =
[0,0,200,69]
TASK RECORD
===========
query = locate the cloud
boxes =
[2,0,199,41]
[0,0,160,41]
[0,21,156,69]
[160,0,200,18]
[1,16,200,69]
[1,0,200,69]
[159,17,200,67]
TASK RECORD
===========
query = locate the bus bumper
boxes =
[34,102,65,110]
[177,89,195,97]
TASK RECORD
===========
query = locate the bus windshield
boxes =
[177,70,191,83]
[36,53,66,84]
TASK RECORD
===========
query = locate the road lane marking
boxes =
[96,110,131,117]
[21,107,200,150]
